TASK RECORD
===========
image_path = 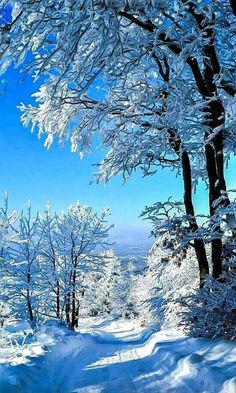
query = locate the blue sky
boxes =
[0,67,234,248]
[0,67,185,248]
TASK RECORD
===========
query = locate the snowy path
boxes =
[1,318,236,392]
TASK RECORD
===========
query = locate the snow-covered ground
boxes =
[0,318,236,393]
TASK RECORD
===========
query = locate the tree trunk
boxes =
[230,0,236,16]
[27,297,34,323]
[120,5,233,279]
[65,293,71,325]
[56,279,60,319]
[27,270,34,325]
[205,142,222,278]
[169,129,209,286]
[70,269,77,330]
[75,300,80,328]
[184,2,231,279]
[155,69,209,286]
[204,99,228,279]
[182,150,209,286]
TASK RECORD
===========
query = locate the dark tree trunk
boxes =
[152,60,209,287]
[71,269,76,331]
[51,253,60,319]
[185,1,232,279]
[56,279,60,319]
[169,129,209,286]
[204,98,236,278]
[75,301,80,328]
[204,99,228,279]
[27,270,34,325]
[65,293,71,325]
[120,5,234,281]
[27,297,34,323]
[230,0,236,16]
[205,142,222,278]
[182,150,209,286]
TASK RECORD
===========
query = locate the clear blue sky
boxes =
[0,66,234,248]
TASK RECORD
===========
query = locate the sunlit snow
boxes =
[0,318,236,393]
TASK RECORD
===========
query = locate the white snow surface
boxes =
[0,318,236,392]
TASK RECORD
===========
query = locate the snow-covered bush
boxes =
[179,258,236,339]
[140,227,236,339]
[136,232,199,328]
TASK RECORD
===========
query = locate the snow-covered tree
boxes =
[81,249,120,317]
[79,251,139,319]
[49,202,112,329]
[1,1,235,285]
[117,260,139,318]
[36,207,61,320]
[0,196,18,325]
[3,204,43,327]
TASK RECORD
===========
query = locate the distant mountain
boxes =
[114,243,152,257]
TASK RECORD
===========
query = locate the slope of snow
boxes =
[0,318,236,392]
